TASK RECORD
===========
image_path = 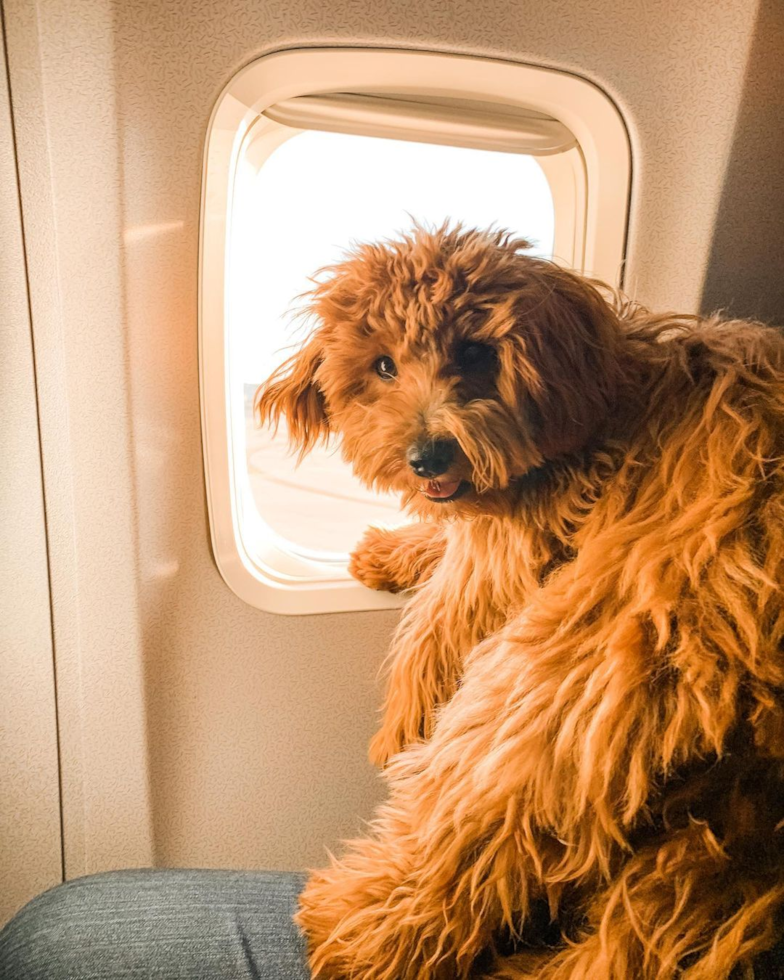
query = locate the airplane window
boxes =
[199,48,630,613]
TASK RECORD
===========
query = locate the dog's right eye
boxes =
[456,341,497,372]
[374,355,397,380]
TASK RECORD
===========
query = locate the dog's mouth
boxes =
[419,479,471,502]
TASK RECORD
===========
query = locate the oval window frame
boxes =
[199,46,631,615]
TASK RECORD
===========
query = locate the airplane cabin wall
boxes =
[0,13,62,924]
[1,0,781,923]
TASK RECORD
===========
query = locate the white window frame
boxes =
[199,46,631,615]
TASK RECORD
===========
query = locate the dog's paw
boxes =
[348,527,409,593]
[295,860,403,980]
[295,874,350,978]
[297,857,456,980]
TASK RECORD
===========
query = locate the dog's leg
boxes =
[366,583,466,766]
[348,522,459,767]
[296,737,518,980]
[298,572,659,980]
[349,521,446,593]
[354,523,495,769]
[296,622,585,980]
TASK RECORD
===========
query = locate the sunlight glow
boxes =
[229,129,555,555]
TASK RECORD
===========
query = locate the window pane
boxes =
[231,130,555,557]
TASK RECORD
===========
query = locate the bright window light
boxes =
[230,130,555,558]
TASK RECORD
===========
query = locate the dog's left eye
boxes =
[374,355,397,380]
[456,342,496,372]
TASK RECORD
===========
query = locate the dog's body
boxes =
[256,225,784,978]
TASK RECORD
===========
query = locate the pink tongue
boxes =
[425,479,460,498]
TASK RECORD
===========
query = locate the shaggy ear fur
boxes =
[254,335,329,456]
[512,266,623,459]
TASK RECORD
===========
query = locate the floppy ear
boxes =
[513,268,622,459]
[254,336,329,456]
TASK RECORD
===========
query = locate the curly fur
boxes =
[255,223,784,979]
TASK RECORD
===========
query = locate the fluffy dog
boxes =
[255,224,784,979]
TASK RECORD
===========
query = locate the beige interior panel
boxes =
[700,0,784,325]
[0,13,62,925]
[2,0,780,883]
[3,0,155,878]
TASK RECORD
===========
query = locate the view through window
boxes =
[230,129,555,557]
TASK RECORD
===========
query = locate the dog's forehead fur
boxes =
[310,224,540,354]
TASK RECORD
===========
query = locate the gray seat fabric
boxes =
[0,869,310,979]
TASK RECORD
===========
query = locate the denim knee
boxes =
[0,869,309,980]
[0,876,103,980]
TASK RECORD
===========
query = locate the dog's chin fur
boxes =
[405,470,549,520]
[255,222,784,979]
[405,478,506,516]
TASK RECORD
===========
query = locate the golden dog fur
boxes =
[255,224,784,978]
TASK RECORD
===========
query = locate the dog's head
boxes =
[255,224,622,516]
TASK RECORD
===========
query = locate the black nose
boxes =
[406,439,456,478]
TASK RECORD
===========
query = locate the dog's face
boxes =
[256,225,621,517]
